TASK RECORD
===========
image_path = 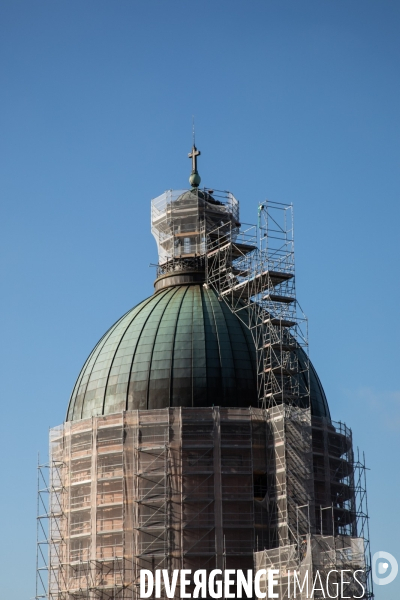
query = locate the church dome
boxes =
[67,284,330,421]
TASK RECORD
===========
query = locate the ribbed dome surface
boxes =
[67,284,330,421]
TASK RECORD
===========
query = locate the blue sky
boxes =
[1,1,399,597]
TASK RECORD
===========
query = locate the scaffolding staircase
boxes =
[205,200,309,411]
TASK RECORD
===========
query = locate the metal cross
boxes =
[188,145,201,172]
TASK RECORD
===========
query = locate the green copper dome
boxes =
[67,284,330,421]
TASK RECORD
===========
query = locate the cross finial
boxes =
[188,144,201,188]
[188,145,201,173]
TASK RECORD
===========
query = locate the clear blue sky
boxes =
[1,1,399,597]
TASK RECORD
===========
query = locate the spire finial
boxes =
[189,144,200,174]
[188,124,201,188]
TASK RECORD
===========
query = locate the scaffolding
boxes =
[37,408,373,599]
[206,200,309,410]
[263,405,315,549]
[205,197,373,598]
[36,417,128,600]
[37,408,271,599]
[36,460,50,600]
[151,188,239,268]
[255,534,367,599]
[255,420,373,599]
[310,426,373,598]
[36,189,373,599]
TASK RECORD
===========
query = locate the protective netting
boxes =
[47,407,266,599]
[151,189,239,264]
[44,405,371,599]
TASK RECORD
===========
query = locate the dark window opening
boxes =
[253,472,268,500]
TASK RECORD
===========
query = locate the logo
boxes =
[372,551,398,586]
